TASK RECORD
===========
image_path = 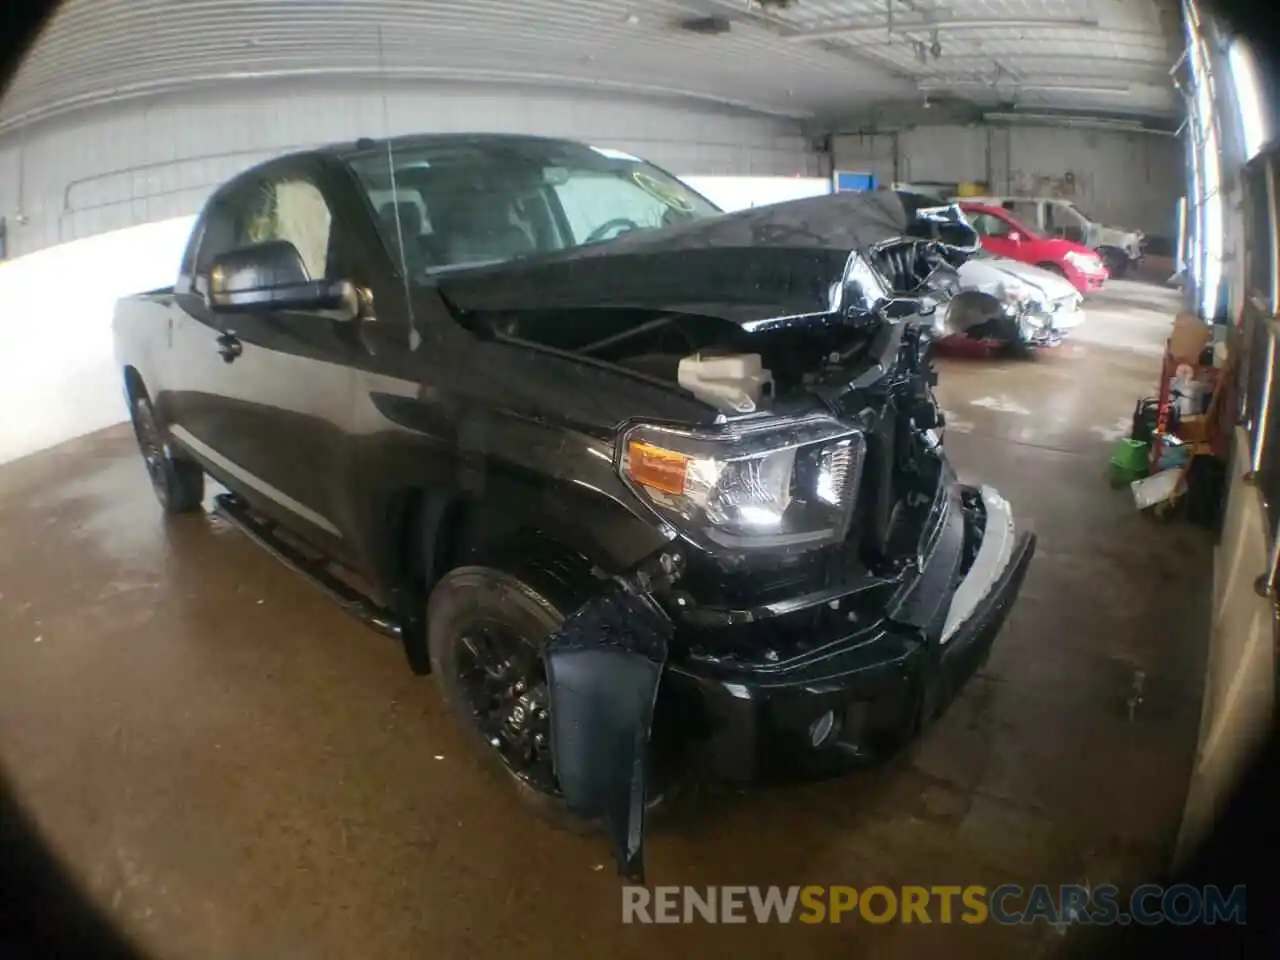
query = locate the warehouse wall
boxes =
[0,81,825,462]
[0,80,822,258]
[832,123,1183,238]
[1175,428,1275,866]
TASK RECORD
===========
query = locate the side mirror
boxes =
[1007,230,1022,243]
[208,240,358,319]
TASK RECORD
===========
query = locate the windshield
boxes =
[1060,201,1093,225]
[961,207,1040,242]
[347,139,722,281]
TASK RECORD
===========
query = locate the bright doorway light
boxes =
[1228,39,1269,160]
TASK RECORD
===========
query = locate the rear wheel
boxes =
[128,390,204,514]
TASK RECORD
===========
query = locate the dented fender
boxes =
[542,573,673,882]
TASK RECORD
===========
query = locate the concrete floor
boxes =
[0,280,1210,958]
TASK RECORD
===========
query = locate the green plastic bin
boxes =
[1110,438,1150,486]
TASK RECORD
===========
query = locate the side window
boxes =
[1052,204,1089,243]
[973,213,1011,238]
[552,173,675,245]
[240,176,334,280]
[193,171,336,293]
[192,185,246,296]
[1005,201,1040,228]
[177,217,205,290]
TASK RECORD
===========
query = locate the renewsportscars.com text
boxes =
[621,884,1247,926]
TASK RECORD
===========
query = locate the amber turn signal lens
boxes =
[626,440,690,495]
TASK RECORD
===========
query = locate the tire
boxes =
[1036,261,1067,278]
[1099,248,1130,278]
[427,562,675,831]
[127,390,204,514]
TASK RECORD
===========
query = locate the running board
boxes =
[213,493,404,641]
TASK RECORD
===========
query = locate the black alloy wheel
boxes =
[427,563,678,828]
[454,619,558,796]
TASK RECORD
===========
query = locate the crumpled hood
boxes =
[436,191,916,330]
[958,256,1079,303]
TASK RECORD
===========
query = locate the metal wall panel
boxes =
[832,123,1183,234]
[899,125,990,184]
[829,132,897,183]
[0,83,819,257]
[1005,125,1183,236]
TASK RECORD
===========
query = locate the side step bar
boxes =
[213,493,404,641]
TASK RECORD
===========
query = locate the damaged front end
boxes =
[941,257,1087,351]
[486,190,1036,880]
[538,315,1034,882]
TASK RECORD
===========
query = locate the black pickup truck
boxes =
[113,133,1034,880]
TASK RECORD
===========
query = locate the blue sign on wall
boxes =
[834,171,878,193]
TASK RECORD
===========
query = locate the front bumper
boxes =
[667,484,1035,782]
[1066,265,1108,293]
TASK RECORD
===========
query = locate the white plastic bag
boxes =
[1131,468,1182,510]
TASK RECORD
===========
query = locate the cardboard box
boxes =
[1169,312,1212,363]
[1176,414,1209,444]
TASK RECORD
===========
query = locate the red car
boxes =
[959,202,1110,294]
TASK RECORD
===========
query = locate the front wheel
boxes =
[427,563,676,830]
[128,392,204,514]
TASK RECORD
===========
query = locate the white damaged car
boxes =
[939,249,1087,352]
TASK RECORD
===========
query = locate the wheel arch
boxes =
[377,480,674,672]
[123,365,146,402]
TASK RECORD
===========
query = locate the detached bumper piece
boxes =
[542,575,672,883]
[540,488,1033,879]
[672,484,1035,783]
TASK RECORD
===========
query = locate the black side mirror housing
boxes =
[208,240,357,319]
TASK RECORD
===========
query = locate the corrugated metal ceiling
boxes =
[1,0,1183,135]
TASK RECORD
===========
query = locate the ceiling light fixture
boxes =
[919,81,1132,96]
[786,16,1102,41]
[1016,83,1133,95]
[981,111,1174,134]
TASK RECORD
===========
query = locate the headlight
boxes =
[619,415,865,552]
[1065,250,1099,271]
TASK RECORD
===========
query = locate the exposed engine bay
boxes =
[450,188,1004,415]
[480,234,965,415]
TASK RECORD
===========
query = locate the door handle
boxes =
[216,332,242,363]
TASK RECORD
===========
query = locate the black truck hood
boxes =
[437,190,915,331]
